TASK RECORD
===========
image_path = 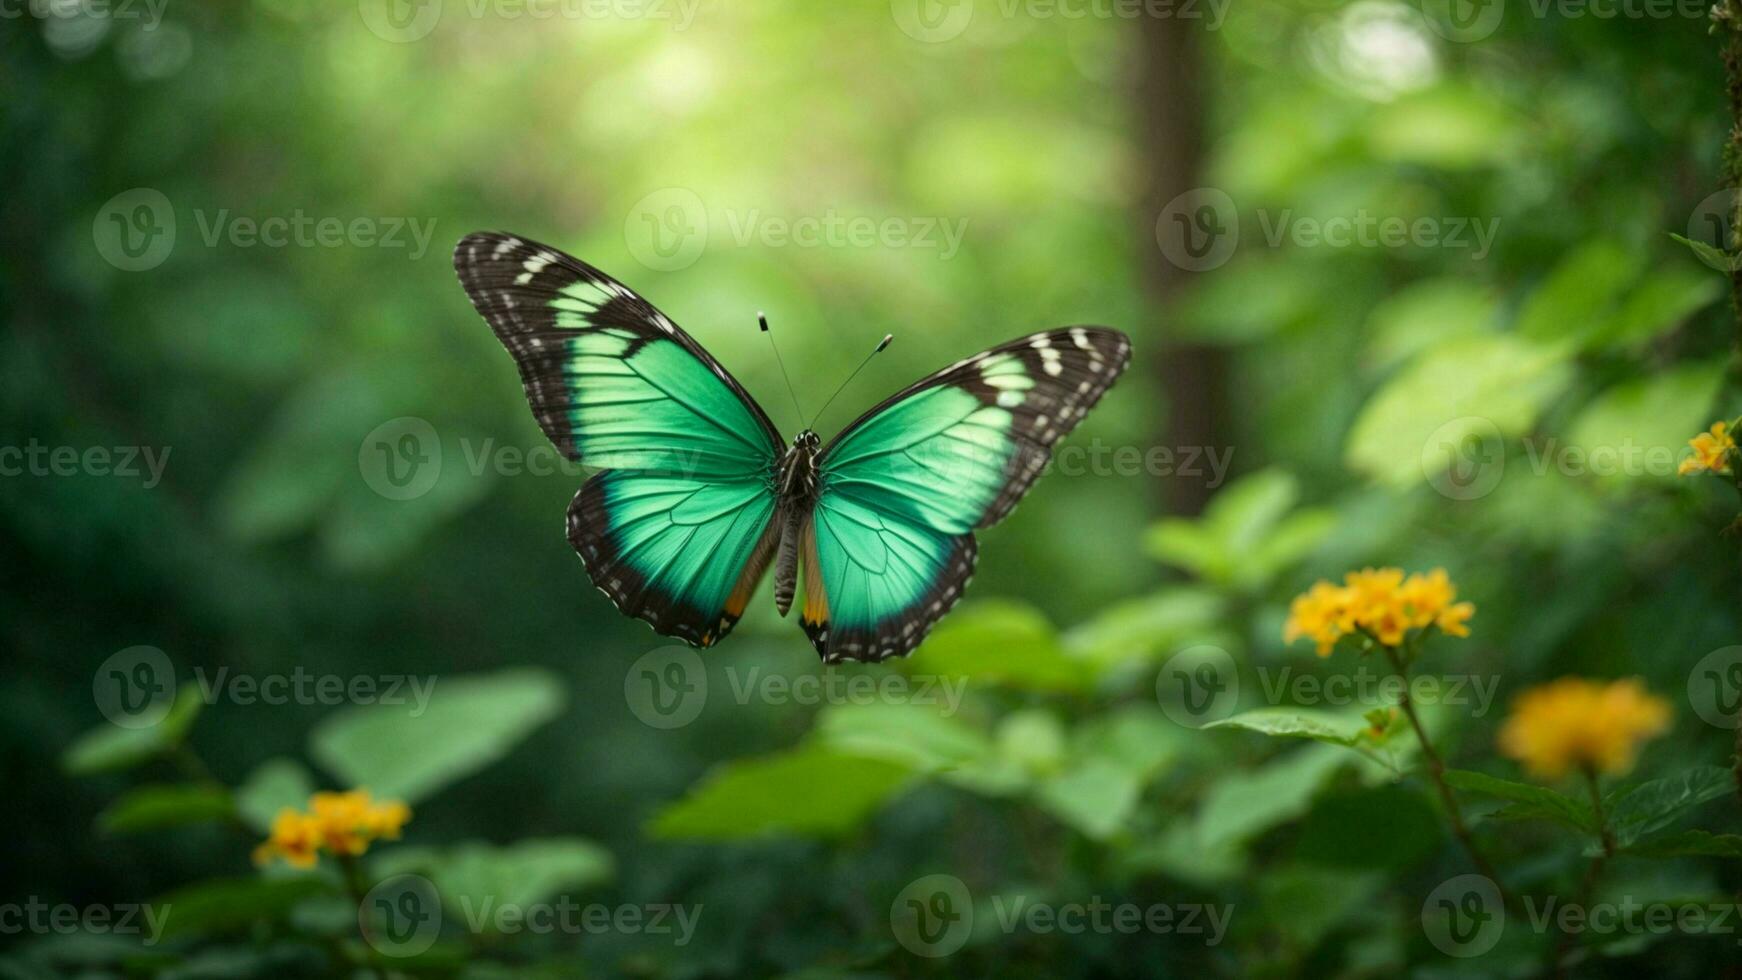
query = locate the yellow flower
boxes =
[253,809,323,869]
[1281,567,1474,656]
[1678,421,1735,476]
[253,788,411,868]
[1497,677,1672,780]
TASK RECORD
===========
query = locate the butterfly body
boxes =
[771,429,822,618]
[456,232,1130,663]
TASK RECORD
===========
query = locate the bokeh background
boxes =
[6,0,1742,976]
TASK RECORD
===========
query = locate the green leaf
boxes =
[1204,709,1365,747]
[1603,766,1735,847]
[1147,470,1328,590]
[1669,232,1738,273]
[1562,360,1725,483]
[1443,769,1594,833]
[61,686,205,776]
[649,745,914,840]
[1063,588,1227,675]
[236,758,318,833]
[1593,267,1722,349]
[97,784,234,834]
[310,668,564,804]
[813,701,991,775]
[1623,829,1742,859]
[1346,334,1573,486]
[371,838,614,920]
[909,600,1082,692]
[1365,278,1499,370]
[1515,240,1642,344]
[1033,759,1142,841]
[154,877,335,939]
[1196,744,1351,851]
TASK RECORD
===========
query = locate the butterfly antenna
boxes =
[759,312,807,430]
[810,333,893,430]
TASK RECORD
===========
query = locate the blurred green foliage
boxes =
[6,0,1742,977]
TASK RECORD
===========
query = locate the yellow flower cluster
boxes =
[1498,677,1671,780]
[253,789,411,869]
[1283,568,1474,656]
[1678,421,1735,476]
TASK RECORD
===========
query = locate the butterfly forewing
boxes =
[802,327,1131,662]
[455,232,784,647]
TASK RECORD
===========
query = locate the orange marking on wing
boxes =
[801,517,829,626]
[724,519,780,619]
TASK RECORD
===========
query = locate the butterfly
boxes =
[454,232,1131,663]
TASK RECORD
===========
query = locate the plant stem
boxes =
[337,854,388,980]
[1382,646,1510,904]
[1551,768,1615,977]
[1717,0,1742,347]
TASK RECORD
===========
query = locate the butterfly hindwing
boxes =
[803,327,1131,662]
[455,232,783,646]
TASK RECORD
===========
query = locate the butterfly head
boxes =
[777,429,823,501]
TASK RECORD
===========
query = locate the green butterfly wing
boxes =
[801,328,1131,662]
[456,233,781,647]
